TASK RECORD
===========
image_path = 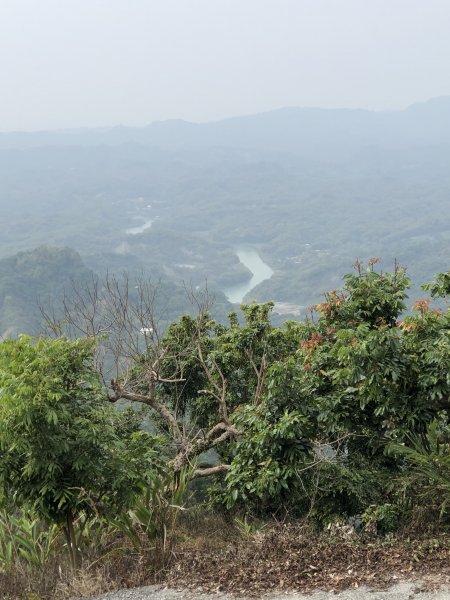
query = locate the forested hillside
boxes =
[0,246,92,338]
[0,246,233,337]
[0,99,449,333]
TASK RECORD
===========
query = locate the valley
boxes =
[0,99,449,335]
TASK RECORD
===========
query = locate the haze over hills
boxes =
[2,96,450,153]
[0,98,449,334]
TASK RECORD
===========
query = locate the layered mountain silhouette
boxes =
[2,97,450,157]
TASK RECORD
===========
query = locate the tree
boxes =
[214,263,450,514]
[43,266,450,521]
[0,335,160,569]
[44,275,249,479]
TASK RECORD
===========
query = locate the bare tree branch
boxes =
[192,464,230,479]
[43,273,243,478]
[111,378,184,445]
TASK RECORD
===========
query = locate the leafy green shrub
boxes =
[362,503,405,535]
[0,510,59,572]
[305,450,398,527]
[216,359,317,512]
[111,466,192,570]
[0,336,162,570]
[390,421,450,521]
[203,266,449,524]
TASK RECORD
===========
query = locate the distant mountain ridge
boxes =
[2,97,450,156]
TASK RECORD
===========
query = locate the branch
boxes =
[190,422,240,455]
[253,353,267,405]
[192,464,230,479]
[170,421,240,472]
[195,340,230,425]
[111,379,183,444]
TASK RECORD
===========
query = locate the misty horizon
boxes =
[2,94,450,135]
[2,1,450,131]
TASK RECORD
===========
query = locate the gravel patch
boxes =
[86,581,450,600]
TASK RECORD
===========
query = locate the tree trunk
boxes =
[64,512,80,571]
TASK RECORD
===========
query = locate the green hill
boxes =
[0,246,93,337]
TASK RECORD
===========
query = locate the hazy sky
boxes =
[1,0,450,131]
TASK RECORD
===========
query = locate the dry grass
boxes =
[54,557,150,599]
[2,514,450,599]
[0,511,207,598]
[0,537,164,599]
[176,508,237,548]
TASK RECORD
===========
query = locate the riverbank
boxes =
[125,219,154,235]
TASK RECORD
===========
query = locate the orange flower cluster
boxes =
[315,290,346,320]
[328,290,346,305]
[301,332,323,352]
[412,299,430,312]
[315,302,331,317]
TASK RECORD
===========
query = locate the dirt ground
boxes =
[88,581,450,600]
[164,523,450,597]
[85,523,450,600]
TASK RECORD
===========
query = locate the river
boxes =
[125,220,154,235]
[224,248,274,304]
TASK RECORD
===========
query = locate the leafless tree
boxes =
[41,273,265,479]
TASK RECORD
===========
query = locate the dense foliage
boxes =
[0,263,448,591]
[124,263,449,522]
[0,336,161,568]
[216,265,449,516]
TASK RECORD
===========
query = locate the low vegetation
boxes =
[0,262,448,598]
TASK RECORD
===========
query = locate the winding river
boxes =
[125,219,154,235]
[223,248,274,304]
[122,219,272,305]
